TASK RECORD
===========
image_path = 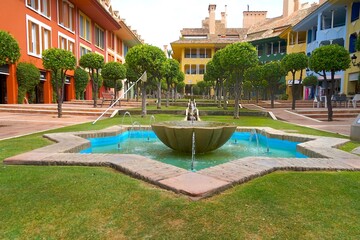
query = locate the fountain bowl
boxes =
[151,121,237,153]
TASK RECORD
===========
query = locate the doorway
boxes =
[0,74,7,104]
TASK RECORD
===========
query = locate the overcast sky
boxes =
[111,0,319,49]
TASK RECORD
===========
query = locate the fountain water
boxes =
[121,111,133,125]
[191,131,196,171]
[259,129,270,153]
[147,115,156,141]
[249,129,259,151]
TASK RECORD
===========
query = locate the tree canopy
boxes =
[16,62,40,104]
[79,53,104,107]
[102,61,126,99]
[281,52,308,110]
[74,67,89,100]
[162,58,180,107]
[302,75,318,87]
[0,31,20,65]
[125,44,165,115]
[42,48,76,117]
[220,42,258,118]
[309,44,350,121]
[263,61,286,108]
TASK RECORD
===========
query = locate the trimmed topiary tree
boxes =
[16,62,40,104]
[281,52,308,110]
[74,67,89,100]
[309,45,350,121]
[101,61,126,99]
[79,53,104,107]
[0,30,20,65]
[220,42,258,119]
[42,48,76,118]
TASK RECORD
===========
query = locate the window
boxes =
[351,2,360,22]
[28,21,40,55]
[349,33,358,53]
[108,31,115,50]
[80,45,91,57]
[27,15,51,57]
[185,48,191,58]
[307,29,312,44]
[79,13,91,41]
[116,37,122,55]
[198,65,205,74]
[298,31,306,44]
[332,38,344,47]
[26,0,51,18]
[94,25,105,49]
[257,45,263,56]
[42,28,51,51]
[58,0,74,31]
[59,33,75,54]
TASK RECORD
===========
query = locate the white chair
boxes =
[313,96,324,108]
[351,94,360,108]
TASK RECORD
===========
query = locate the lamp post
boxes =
[351,54,360,67]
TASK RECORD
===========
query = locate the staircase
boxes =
[293,108,360,120]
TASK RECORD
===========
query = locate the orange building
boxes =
[0,0,143,104]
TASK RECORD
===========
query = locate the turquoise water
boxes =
[81,130,307,171]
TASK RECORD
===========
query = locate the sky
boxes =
[111,0,319,49]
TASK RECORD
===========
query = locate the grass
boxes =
[1,114,360,238]
[0,167,359,239]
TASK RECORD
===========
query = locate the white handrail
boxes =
[92,71,147,124]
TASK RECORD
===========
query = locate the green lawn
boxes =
[1,114,360,239]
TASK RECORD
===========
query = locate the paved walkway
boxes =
[0,112,94,140]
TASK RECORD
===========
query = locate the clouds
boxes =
[111,0,317,49]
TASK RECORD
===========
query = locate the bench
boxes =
[101,92,115,107]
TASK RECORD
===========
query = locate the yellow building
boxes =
[171,4,247,94]
[280,28,308,99]
[344,1,360,95]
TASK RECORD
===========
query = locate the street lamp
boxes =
[351,54,360,67]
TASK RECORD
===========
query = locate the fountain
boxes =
[121,111,132,125]
[151,121,236,154]
[152,100,236,154]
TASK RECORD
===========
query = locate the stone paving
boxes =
[4,126,360,200]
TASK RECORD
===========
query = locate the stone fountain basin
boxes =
[151,121,237,153]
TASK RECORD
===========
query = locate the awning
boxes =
[287,80,301,85]
[0,64,9,75]
[317,75,342,80]
[349,72,359,81]
[40,71,46,81]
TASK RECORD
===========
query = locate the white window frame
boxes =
[58,32,75,55]
[26,15,52,58]
[25,0,51,19]
[57,0,75,33]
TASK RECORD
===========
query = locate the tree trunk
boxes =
[291,72,296,110]
[223,87,228,110]
[234,75,240,119]
[327,71,336,121]
[141,82,147,117]
[166,85,170,107]
[174,85,178,102]
[157,81,162,109]
[270,88,275,109]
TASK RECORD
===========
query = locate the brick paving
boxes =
[4,125,360,199]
